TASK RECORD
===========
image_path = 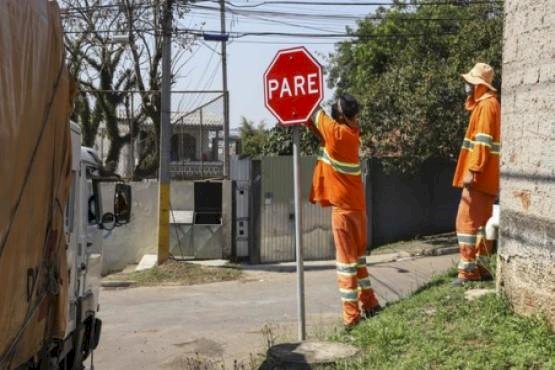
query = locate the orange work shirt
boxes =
[452,86,501,196]
[309,109,365,211]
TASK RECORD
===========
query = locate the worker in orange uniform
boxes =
[452,63,501,287]
[307,94,381,330]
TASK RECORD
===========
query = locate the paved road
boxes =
[93,254,457,370]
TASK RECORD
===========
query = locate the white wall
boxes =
[100,180,195,274]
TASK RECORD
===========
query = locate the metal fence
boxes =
[170,95,227,179]
[76,90,230,180]
[232,156,459,264]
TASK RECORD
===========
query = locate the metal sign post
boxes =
[292,127,306,341]
[263,46,323,342]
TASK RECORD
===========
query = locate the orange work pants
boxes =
[455,188,495,280]
[332,207,379,325]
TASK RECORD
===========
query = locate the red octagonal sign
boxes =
[264,47,323,126]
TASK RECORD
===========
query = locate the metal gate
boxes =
[257,156,334,263]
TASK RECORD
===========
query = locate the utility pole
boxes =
[219,0,230,178]
[158,0,174,265]
[129,95,135,178]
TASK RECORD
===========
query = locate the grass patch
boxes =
[104,260,242,287]
[331,270,555,370]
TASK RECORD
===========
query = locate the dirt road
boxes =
[93,254,456,369]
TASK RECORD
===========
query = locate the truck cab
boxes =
[53,123,132,369]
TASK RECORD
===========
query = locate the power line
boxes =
[62,27,159,35]
[184,47,219,112]
[234,12,347,32]
[189,4,494,21]
[197,0,502,7]
[181,28,462,39]
[59,2,154,15]
[230,39,351,45]
[190,4,391,19]
[62,26,465,41]
[59,0,501,16]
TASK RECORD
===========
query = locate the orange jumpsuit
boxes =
[452,85,501,281]
[309,109,379,326]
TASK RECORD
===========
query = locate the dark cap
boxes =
[337,93,360,119]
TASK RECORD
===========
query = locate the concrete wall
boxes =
[498,0,555,327]
[100,180,195,274]
[100,180,230,274]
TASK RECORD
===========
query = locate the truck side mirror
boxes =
[114,183,132,225]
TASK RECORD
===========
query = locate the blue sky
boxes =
[172,1,391,128]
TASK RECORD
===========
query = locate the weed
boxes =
[104,260,242,287]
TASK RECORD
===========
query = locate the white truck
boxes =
[0,2,131,368]
[6,125,131,370]
[51,123,132,370]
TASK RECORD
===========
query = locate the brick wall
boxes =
[498,0,555,327]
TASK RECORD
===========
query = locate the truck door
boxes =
[78,165,103,297]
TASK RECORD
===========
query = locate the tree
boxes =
[328,1,503,173]
[61,0,194,177]
[238,117,268,158]
[262,125,320,157]
[237,117,320,158]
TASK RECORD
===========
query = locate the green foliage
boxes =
[238,117,320,157]
[262,125,321,156]
[239,117,269,158]
[328,2,504,174]
[332,274,555,370]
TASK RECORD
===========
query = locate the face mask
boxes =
[464,83,474,96]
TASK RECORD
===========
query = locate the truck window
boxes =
[86,167,103,225]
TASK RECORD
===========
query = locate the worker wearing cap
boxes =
[308,94,381,329]
[452,63,501,286]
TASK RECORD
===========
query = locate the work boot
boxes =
[363,304,383,319]
[343,318,361,333]
[480,272,494,281]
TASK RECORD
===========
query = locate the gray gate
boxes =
[257,156,334,263]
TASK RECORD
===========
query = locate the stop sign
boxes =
[263,47,323,125]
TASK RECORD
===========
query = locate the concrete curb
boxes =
[242,246,459,272]
[101,280,137,288]
[428,246,459,256]
[367,245,458,265]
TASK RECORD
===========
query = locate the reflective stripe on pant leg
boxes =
[337,262,358,295]
[355,208,379,310]
[337,273,359,325]
[456,189,496,280]
[356,256,379,310]
[333,209,361,325]
[357,258,372,290]
[457,232,480,280]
